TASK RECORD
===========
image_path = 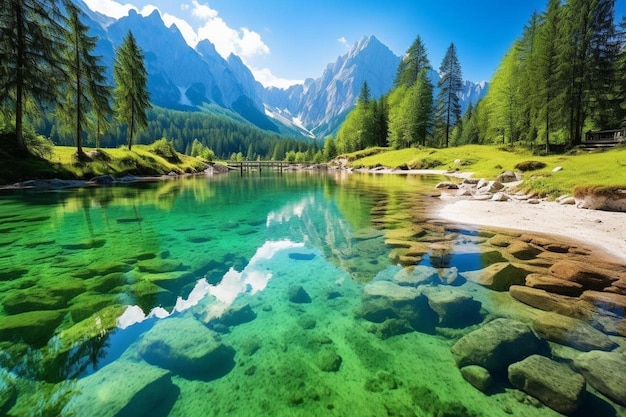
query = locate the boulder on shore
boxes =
[508,355,586,415]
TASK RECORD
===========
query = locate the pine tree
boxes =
[411,69,435,146]
[113,31,150,151]
[436,43,463,147]
[535,0,565,152]
[395,35,431,87]
[58,3,111,156]
[0,0,64,153]
[559,0,617,145]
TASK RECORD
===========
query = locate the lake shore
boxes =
[435,194,626,263]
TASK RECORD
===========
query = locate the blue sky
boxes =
[83,0,626,88]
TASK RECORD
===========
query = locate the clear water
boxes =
[0,172,623,416]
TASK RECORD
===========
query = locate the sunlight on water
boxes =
[0,172,624,417]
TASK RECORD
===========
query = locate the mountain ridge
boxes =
[76,1,488,139]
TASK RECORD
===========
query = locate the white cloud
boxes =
[191,0,218,20]
[338,37,350,49]
[82,0,136,19]
[83,0,294,89]
[251,67,303,89]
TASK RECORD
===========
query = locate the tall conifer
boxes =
[113,31,150,151]
[0,0,64,153]
[436,43,463,147]
[58,3,111,156]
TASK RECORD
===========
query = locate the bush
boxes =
[26,134,54,160]
[149,138,180,162]
[514,160,546,171]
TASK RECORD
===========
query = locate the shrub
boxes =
[515,160,546,171]
[149,138,180,162]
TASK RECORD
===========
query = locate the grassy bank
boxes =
[0,143,208,185]
[344,145,626,197]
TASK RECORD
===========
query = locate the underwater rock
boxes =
[2,288,66,315]
[460,365,492,393]
[451,318,542,372]
[393,266,437,287]
[359,281,437,333]
[296,314,317,330]
[463,262,530,291]
[533,312,617,352]
[0,309,65,347]
[137,317,235,380]
[574,350,626,406]
[288,252,316,261]
[508,354,586,415]
[373,318,414,339]
[428,243,453,268]
[524,273,584,297]
[137,259,185,274]
[506,241,542,260]
[509,286,586,319]
[580,290,626,317]
[422,286,482,328]
[63,360,174,417]
[288,285,312,303]
[213,303,257,328]
[316,347,342,372]
[549,260,619,290]
[68,292,119,323]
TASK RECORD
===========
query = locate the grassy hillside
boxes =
[0,142,208,185]
[344,145,626,197]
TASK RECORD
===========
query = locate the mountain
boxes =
[264,36,401,137]
[75,1,279,131]
[75,2,488,139]
[263,36,488,137]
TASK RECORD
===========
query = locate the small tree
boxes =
[113,31,150,151]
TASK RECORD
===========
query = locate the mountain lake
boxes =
[0,171,625,416]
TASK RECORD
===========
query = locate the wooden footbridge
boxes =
[225,160,316,175]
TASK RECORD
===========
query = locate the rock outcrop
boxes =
[574,350,626,406]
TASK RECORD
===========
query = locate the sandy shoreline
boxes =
[436,195,626,263]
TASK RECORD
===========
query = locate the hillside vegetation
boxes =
[344,145,626,197]
[0,138,207,185]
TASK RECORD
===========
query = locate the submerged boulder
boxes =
[463,262,530,291]
[460,365,492,393]
[451,318,542,372]
[422,286,482,328]
[508,355,586,415]
[288,285,312,303]
[136,317,235,380]
[63,360,174,417]
[533,312,617,352]
[358,281,437,333]
[574,350,626,406]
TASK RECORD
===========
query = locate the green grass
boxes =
[346,144,626,197]
[0,144,207,184]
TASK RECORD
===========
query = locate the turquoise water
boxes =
[0,172,624,416]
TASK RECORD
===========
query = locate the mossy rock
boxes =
[316,347,342,372]
[2,287,69,315]
[142,271,197,293]
[72,262,131,279]
[88,272,126,293]
[0,309,66,347]
[68,292,119,323]
[130,281,177,312]
[137,259,186,274]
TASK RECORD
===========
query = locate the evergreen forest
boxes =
[336,0,626,155]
